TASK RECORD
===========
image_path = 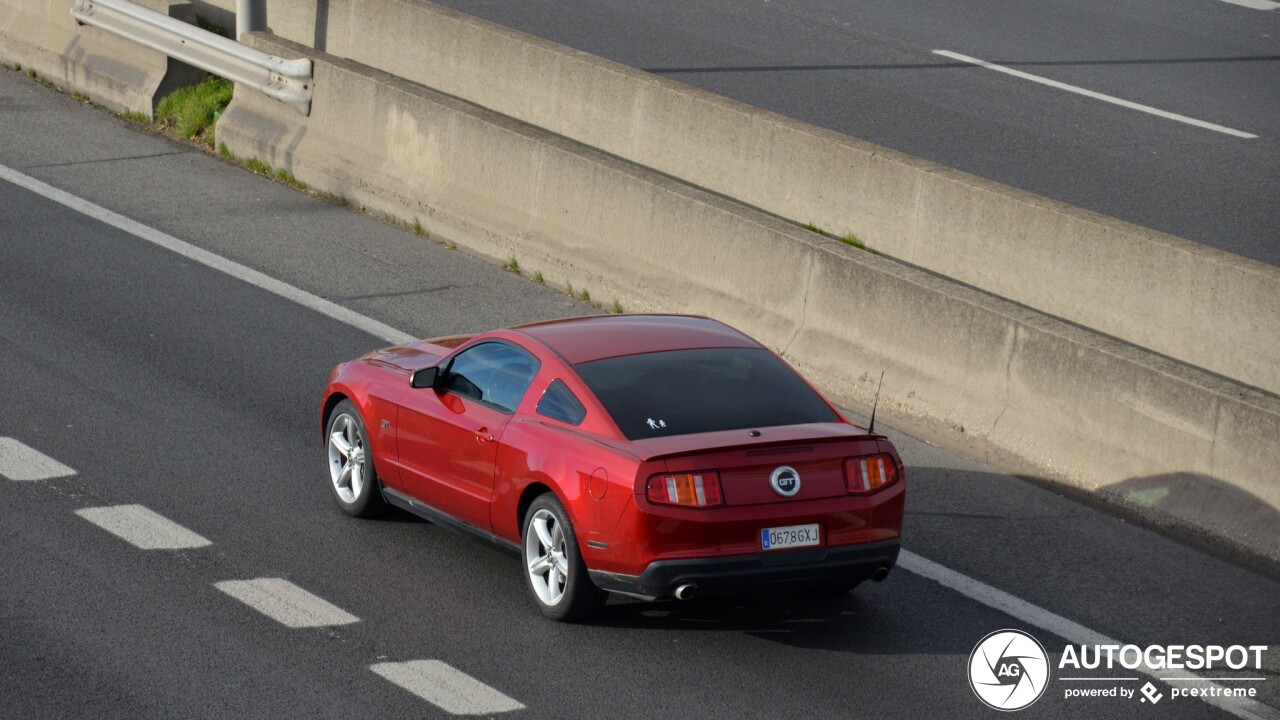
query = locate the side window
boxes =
[536,379,587,426]
[444,342,539,413]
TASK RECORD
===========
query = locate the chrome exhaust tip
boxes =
[872,566,891,582]
[674,583,698,601]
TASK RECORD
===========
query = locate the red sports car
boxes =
[321,314,904,620]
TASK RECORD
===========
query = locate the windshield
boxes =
[574,348,840,440]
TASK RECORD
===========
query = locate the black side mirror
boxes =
[410,366,440,389]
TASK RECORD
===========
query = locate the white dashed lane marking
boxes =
[75,504,212,550]
[1219,0,1279,9]
[0,437,77,481]
[215,578,360,628]
[933,49,1259,139]
[371,660,526,716]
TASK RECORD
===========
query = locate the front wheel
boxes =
[325,400,385,518]
[522,494,605,621]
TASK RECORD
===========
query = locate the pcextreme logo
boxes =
[969,630,1271,712]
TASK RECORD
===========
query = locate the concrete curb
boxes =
[218,35,1279,567]
[207,0,1280,395]
[0,0,202,117]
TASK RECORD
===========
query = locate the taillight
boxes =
[646,472,723,507]
[845,454,899,494]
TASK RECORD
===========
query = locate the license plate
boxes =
[761,523,820,550]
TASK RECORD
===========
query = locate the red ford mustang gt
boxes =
[321,314,904,620]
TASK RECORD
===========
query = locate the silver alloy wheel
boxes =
[525,508,569,607]
[327,413,366,504]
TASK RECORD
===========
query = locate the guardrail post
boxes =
[72,0,312,115]
[236,0,262,40]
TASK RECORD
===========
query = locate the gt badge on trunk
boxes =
[770,465,801,497]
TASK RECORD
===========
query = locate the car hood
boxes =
[359,340,451,375]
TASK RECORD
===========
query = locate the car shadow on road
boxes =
[585,582,961,655]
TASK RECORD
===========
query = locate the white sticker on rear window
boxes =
[646,418,668,429]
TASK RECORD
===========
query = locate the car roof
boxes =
[511,314,761,365]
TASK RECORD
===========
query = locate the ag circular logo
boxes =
[968,629,1050,711]
[769,466,800,497]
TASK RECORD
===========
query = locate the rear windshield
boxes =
[574,348,839,440]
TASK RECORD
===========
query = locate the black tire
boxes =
[324,399,386,518]
[521,494,606,622]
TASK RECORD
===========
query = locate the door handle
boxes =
[475,427,495,444]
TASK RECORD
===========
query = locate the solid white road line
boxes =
[6,163,1274,719]
[933,50,1259,139]
[899,550,1280,720]
[0,165,416,346]
[214,578,359,628]
[0,437,77,481]
[1220,0,1279,10]
[370,660,526,716]
[75,504,212,550]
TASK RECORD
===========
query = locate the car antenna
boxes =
[868,371,885,434]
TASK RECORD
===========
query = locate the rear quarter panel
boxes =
[491,417,639,548]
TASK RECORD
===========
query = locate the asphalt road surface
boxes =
[1,68,1277,719]
[431,0,1280,266]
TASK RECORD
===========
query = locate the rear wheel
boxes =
[325,400,385,517]
[522,494,605,621]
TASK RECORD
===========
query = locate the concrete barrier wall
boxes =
[0,0,203,116]
[218,0,1280,396]
[219,35,1280,564]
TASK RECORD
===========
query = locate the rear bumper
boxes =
[588,538,900,601]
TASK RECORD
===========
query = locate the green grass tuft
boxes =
[611,299,623,314]
[27,68,36,78]
[411,217,428,238]
[122,109,150,124]
[317,191,349,206]
[533,270,544,284]
[154,75,233,141]
[802,221,822,234]
[503,257,521,274]
[245,156,271,175]
[274,166,307,191]
[579,288,591,303]
[840,232,878,254]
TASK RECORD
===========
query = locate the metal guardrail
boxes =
[71,0,312,115]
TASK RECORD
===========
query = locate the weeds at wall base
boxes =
[803,220,876,254]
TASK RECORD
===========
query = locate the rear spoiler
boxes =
[601,424,883,463]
